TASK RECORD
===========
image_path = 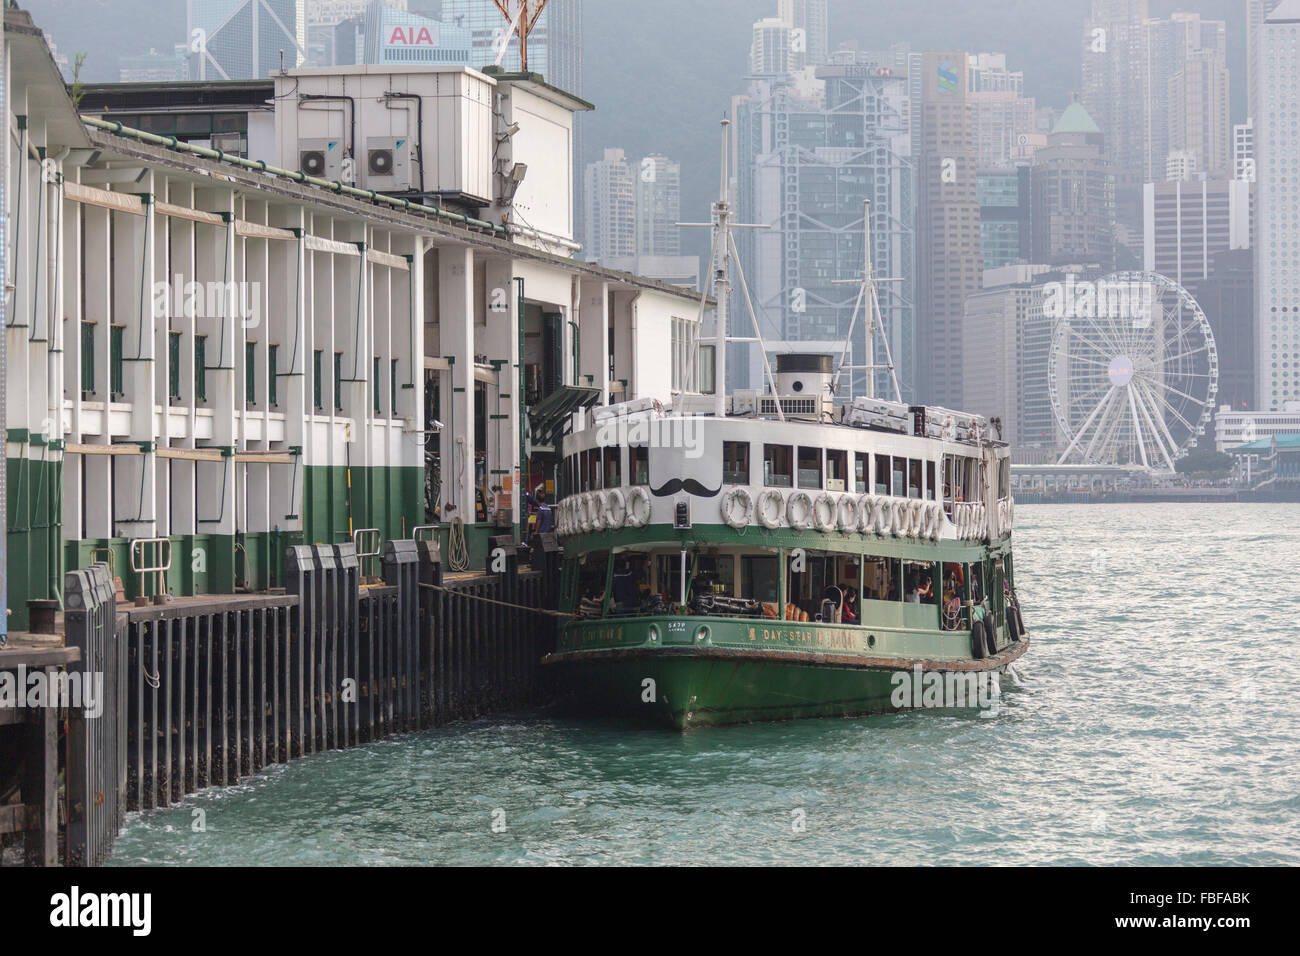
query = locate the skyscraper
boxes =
[1142,178,1251,285]
[187,0,307,80]
[778,0,829,68]
[1080,0,1148,233]
[1248,1,1285,124]
[916,51,981,408]
[441,0,581,94]
[1144,14,1230,181]
[1255,0,1300,410]
[583,149,635,264]
[1030,102,1115,269]
[750,18,792,75]
[634,156,681,258]
[733,56,915,399]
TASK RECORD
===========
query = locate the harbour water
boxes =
[107,504,1300,866]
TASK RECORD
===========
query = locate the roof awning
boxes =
[528,384,601,452]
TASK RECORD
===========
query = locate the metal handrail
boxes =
[129,537,172,603]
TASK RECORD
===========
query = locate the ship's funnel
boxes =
[774,353,833,400]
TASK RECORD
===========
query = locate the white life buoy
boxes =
[721,487,754,530]
[758,489,784,529]
[873,496,892,536]
[907,499,924,538]
[929,502,944,541]
[625,486,652,528]
[856,494,874,533]
[890,498,907,537]
[916,501,933,540]
[1008,496,1015,531]
[787,491,813,530]
[813,493,837,533]
[605,488,627,528]
[837,495,859,533]
[589,491,607,532]
[975,503,987,539]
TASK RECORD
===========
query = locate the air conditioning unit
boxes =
[298,138,343,181]
[365,136,413,192]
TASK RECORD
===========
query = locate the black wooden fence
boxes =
[57,536,562,866]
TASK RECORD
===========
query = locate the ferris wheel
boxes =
[1048,271,1218,472]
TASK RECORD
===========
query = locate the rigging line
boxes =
[288,235,303,375]
[728,230,783,413]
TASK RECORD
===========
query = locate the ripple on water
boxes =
[105,504,1300,866]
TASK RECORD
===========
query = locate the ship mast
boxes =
[832,199,903,403]
[491,0,548,71]
[680,120,782,419]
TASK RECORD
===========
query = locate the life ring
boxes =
[916,501,934,540]
[758,489,784,530]
[837,495,859,533]
[558,502,569,536]
[907,499,925,538]
[890,498,907,537]
[721,487,754,530]
[625,486,652,528]
[856,495,874,533]
[928,502,944,542]
[873,496,892,536]
[974,503,986,539]
[786,491,813,531]
[812,493,837,532]
[604,488,627,528]
[588,491,607,532]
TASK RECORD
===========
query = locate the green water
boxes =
[107,504,1300,866]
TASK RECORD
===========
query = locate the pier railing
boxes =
[51,535,563,865]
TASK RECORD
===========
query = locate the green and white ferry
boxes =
[542,129,1028,729]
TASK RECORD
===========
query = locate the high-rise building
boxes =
[1235,119,1255,181]
[915,51,981,408]
[584,148,635,264]
[634,155,681,258]
[733,57,915,399]
[778,0,829,68]
[187,0,308,80]
[961,264,1057,454]
[1255,0,1300,410]
[1189,250,1255,413]
[440,0,581,94]
[750,17,791,75]
[1167,44,1230,179]
[1143,178,1251,286]
[119,46,189,82]
[977,167,1031,271]
[1080,1,1149,232]
[1030,102,1115,269]
[357,2,472,65]
[1144,13,1228,182]
[1248,1,1285,126]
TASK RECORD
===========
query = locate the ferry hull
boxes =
[546,638,1029,731]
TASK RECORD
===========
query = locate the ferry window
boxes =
[604,446,621,489]
[862,557,899,602]
[699,344,716,395]
[968,563,985,604]
[998,458,1011,499]
[630,446,649,486]
[741,555,778,603]
[656,553,689,607]
[764,444,793,487]
[797,447,822,490]
[589,449,604,491]
[827,450,848,491]
[927,461,937,500]
[723,441,750,484]
[576,550,611,618]
[855,453,869,493]
[908,459,922,498]
[903,561,937,605]
[691,555,735,603]
[892,458,906,496]
[874,454,890,495]
[610,552,652,615]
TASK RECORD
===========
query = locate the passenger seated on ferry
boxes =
[842,587,858,623]
[611,557,645,613]
[916,576,934,604]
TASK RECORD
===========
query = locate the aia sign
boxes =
[388,26,439,47]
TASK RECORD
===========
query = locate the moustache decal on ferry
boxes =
[648,437,723,498]
[650,477,722,498]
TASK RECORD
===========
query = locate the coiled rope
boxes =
[447,515,470,573]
